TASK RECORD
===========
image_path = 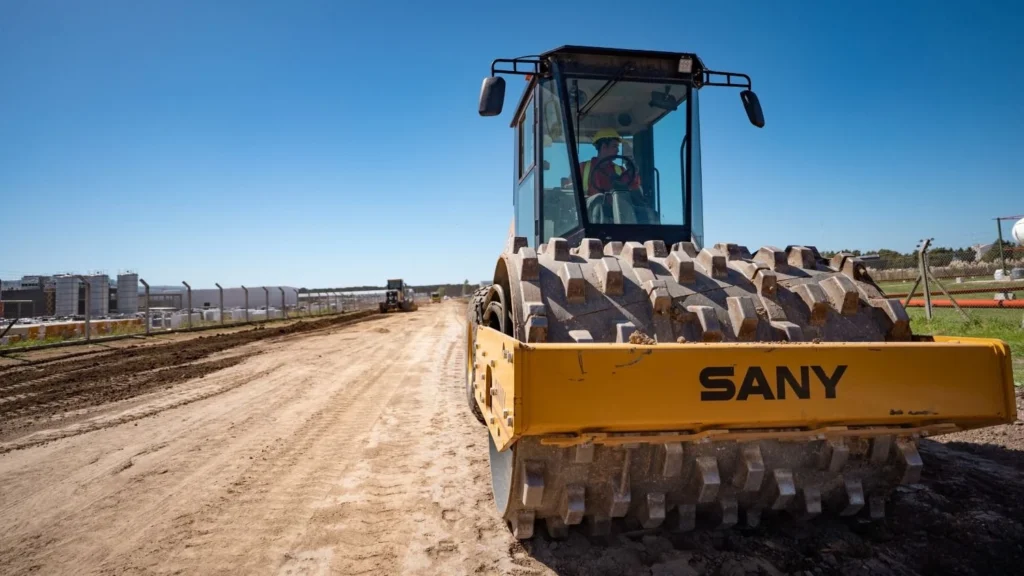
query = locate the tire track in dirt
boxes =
[0,335,381,528]
[0,313,386,452]
[274,320,450,575]
[95,310,447,575]
[0,311,380,419]
[0,312,408,576]
[0,351,372,571]
[275,303,531,576]
[0,353,261,445]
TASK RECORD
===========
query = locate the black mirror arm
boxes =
[481,57,544,117]
[699,70,752,90]
[490,56,542,77]
[700,69,764,128]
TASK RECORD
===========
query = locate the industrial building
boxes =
[0,273,140,319]
[2,272,383,329]
[1,273,381,347]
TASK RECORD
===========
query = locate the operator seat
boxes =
[587,191,656,225]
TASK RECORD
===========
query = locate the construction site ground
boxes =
[1,301,1022,576]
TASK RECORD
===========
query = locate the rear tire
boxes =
[466,286,489,425]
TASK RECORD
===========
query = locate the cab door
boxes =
[513,87,538,246]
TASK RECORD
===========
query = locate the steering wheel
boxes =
[589,155,638,193]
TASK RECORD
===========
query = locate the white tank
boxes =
[87,275,110,316]
[117,273,139,313]
[54,275,80,317]
[1012,217,1024,246]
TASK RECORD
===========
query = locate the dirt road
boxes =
[2,302,1023,575]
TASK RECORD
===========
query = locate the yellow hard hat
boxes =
[593,128,621,142]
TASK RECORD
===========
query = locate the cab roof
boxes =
[539,44,706,68]
[508,45,708,127]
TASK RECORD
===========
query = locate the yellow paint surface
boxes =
[472,327,1016,451]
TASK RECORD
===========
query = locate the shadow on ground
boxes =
[941,440,1024,471]
[511,440,1024,576]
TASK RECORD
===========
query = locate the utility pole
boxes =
[182,281,192,329]
[140,278,151,335]
[241,285,250,323]
[215,283,224,325]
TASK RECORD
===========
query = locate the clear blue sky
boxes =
[2,0,1021,288]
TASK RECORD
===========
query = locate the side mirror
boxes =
[479,76,506,117]
[740,89,764,128]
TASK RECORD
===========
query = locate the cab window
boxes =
[517,97,535,179]
[565,77,691,227]
[514,94,537,242]
[539,78,581,242]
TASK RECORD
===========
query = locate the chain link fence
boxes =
[838,236,1023,384]
[863,246,1024,284]
[845,238,1022,358]
[0,279,398,351]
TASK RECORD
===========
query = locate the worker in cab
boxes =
[579,128,641,198]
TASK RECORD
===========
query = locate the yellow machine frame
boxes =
[471,326,1017,453]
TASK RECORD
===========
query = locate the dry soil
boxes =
[1,302,1022,575]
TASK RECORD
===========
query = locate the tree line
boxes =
[821,239,1020,269]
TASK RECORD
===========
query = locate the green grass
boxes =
[908,307,1024,385]
[877,278,1024,299]
[877,280,920,294]
[0,334,73,350]
[0,321,145,352]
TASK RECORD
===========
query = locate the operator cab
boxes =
[385,278,404,306]
[479,45,763,250]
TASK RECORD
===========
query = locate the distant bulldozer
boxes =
[379,279,417,313]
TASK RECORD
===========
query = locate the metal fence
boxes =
[863,246,1024,283]
[849,215,1022,284]
[857,238,1024,321]
[0,279,414,350]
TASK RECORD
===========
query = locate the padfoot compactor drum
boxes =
[466,45,1017,540]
